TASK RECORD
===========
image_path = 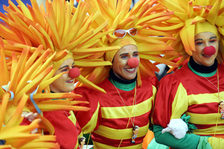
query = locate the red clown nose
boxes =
[68,67,80,79]
[203,46,216,56]
[127,57,139,68]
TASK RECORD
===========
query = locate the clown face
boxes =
[112,44,139,80]
[50,58,75,93]
[193,32,219,66]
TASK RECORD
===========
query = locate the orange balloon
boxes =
[142,130,154,149]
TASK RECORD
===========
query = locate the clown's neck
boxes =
[109,70,136,91]
[188,57,218,77]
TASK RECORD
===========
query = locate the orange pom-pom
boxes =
[203,46,216,56]
[68,67,80,78]
[127,58,139,68]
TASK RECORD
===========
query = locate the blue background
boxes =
[0,0,31,13]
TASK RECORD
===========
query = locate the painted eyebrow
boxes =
[59,62,75,70]
[120,51,139,55]
[195,39,202,42]
[120,53,129,56]
[59,65,69,70]
[210,36,217,39]
[195,36,217,42]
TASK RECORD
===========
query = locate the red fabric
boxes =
[188,102,219,114]
[74,76,157,147]
[153,63,224,129]
[20,118,31,125]
[153,73,180,127]
[44,110,80,149]
[73,87,100,130]
[211,134,224,139]
[92,132,145,147]
[101,111,151,129]
[195,123,224,129]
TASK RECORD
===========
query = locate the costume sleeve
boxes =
[151,76,159,88]
[153,75,188,127]
[153,125,200,149]
[74,87,100,134]
[43,110,79,149]
[149,76,158,126]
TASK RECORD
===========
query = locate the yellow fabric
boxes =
[101,92,154,119]
[193,125,224,135]
[75,142,79,149]
[152,85,157,106]
[82,102,100,134]
[68,111,79,149]
[171,83,188,119]
[105,37,137,62]
[187,112,223,125]
[208,137,224,148]
[188,92,224,106]
[68,110,77,125]
[169,83,224,136]
[94,124,149,140]
[93,141,142,149]
[150,86,157,124]
[195,22,218,36]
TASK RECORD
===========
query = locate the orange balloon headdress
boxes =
[0,0,117,93]
[0,0,112,147]
[81,0,177,86]
[157,0,224,67]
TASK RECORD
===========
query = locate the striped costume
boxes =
[75,76,157,149]
[153,59,224,148]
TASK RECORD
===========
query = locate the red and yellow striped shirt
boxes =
[153,63,224,137]
[75,77,157,148]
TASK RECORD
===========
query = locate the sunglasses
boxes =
[113,28,137,38]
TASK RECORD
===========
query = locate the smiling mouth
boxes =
[202,53,213,58]
[125,68,136,73]
[66,80,74,83]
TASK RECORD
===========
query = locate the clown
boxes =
[0,0,113,148]
[153,0,224,148]
[44,53,82,149]
[74,0,177,148]
[0,44,63,148]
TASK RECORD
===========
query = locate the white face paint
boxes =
[112,44,139,80]
[50,58,75,93]
[193,32,219,66]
